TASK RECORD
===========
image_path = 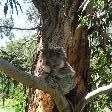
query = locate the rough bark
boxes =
[27,0,91,112]
[65,25,91,112]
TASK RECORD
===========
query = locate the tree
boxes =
[0,0,112,112]
[27,0,91,111]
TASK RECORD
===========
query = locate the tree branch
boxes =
[0,25,41,30]
[0,57,71,112]
[0,57,44,90]
[80,83,112,112]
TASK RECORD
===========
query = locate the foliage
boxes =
[90,49,112,112]
[79,0,112,111]
[3,0,23,16]
[26,2,39,26]
[0,17,14,39]
[0,36,36,111]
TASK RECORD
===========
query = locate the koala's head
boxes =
[39,47,66,68]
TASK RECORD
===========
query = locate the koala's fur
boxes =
[38,47,76,94]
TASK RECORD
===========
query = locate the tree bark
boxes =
[27,0,91,112]
[66,25,91,112]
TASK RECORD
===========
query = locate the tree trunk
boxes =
[66,26,91,112]
[27,0,91,112]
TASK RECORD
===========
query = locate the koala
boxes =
[39,47,76,95]
[39,47,66,72]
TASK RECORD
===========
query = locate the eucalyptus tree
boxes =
[0,0,112,112]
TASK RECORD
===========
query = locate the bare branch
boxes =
[0,25,41,30]
[80,83,112,112]
[0,57,44,90]
[85,84,112,101]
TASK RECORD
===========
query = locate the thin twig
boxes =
[0,25,42,30]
